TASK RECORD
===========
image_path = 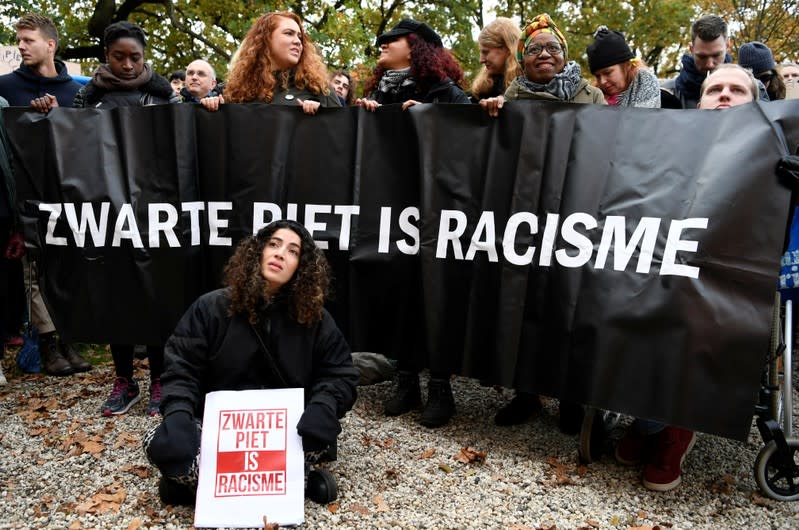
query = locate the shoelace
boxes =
[109,378,129,399]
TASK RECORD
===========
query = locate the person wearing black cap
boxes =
[143,220,359,506]
[586,26,661,108]
[739,41,786,101]
[355,18,470,111]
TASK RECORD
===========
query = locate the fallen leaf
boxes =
[121,464,151,478]
[327,502,339,513]
[68,521,81,530]
[751,493,771,507]
[349,502,370,515]
[421,448,436,459]
[373,493,390,512]
[586,519,599,528]
[114,431,141,450]
[508,525,533,530]
[126,518,143,530]
[638,510,648,519]
[454,447,486,464]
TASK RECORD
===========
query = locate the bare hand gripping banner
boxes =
[5,100,799,439]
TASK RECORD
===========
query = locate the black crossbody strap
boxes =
[250,320,289,387]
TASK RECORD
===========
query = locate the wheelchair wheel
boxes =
[754,438,799,501]
[578,407,622,464]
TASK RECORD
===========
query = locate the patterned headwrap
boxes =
[517,13,568,64]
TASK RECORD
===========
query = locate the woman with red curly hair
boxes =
[356,19,470,111]
[201,12,340,114]
[144,220,358,506]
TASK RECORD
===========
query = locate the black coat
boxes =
[160,288,358,443]
[370,77,470,105]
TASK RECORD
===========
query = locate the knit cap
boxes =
[738,41,775,75]
[586,26,635,73]
[517,14,568,63]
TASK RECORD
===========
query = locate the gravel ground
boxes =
[1,352,797,529]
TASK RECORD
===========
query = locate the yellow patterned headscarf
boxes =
[517,13,568,63]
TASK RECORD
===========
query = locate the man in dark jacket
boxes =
[0,13,90,375]
[0,13,81,110]
[179,59,222,103]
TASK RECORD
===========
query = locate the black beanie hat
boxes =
[586,26,634,73]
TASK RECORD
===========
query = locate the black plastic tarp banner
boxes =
[5,100,799,440]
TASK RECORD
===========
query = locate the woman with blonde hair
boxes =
[202,12,340,113]
[585,26,661,108]
[471,17,523,101]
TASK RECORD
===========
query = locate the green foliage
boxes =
[5,0,794,93]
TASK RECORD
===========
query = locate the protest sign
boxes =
[194,388,304,528]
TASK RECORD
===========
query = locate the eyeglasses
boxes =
[524,43,563,57]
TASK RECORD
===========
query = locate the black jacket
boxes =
[73,72,180,108]
[370,77,470,105]
[160,288,358,442]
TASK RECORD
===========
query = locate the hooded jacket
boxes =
[0,60,82,107]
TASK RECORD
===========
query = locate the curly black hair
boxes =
[103,20,147,49]
[223,220,330,326]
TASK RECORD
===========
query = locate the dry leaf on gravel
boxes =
[75,484,127,515]
[121,464,151,478]
[373,493,390,512]
[68,520,81,529]
[585,519,599,527]
[114,431,141,449]
[327,502,339,513]
[349,502,370,515]
[421,448,436,458]
[454,447,486,464]
[126,518,143,530]
[508,525,533,530]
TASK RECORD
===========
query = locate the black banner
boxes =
[5,100,799,440]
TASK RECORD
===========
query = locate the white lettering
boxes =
[304,204,331,250]
[335,205,360,251]
[595,216,660,273]
[111,204,144,248]
[181,202,204,246]
[40,203,67,246]
[465,211,498,262]
[502,212,537,266]
[661,218,708,278]
[436,209,467,259]
[556,213,596,268]
[397,207,419,255]
[252,202,281,234]
[208,201,232,246]
[148,203,180,248]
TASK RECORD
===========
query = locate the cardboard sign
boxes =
[194,388,305,528]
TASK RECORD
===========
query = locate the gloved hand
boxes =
[145,411,200,478]
[3,233,24,260]
[296,401,341,451]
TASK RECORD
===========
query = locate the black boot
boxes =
[384,370,421,416]
[419,377,455,428]
[158,476,196,506]
[305,468,337,504]
[61,343,92,372]
[494,392,542,426]
[39,332,74,376]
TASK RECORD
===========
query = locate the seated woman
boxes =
[585,26,661,108]
[480,13,605,117]
[143,220,359,505]
[355,18,470,111]
[201,11,340,113]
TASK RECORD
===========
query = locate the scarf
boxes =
[517,61,582,101]
[616,67,661,108]
[92,62,153,91]
[674,53,732,100]
[378,68,415,94]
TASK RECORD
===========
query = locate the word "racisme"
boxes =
[38,202,708,278]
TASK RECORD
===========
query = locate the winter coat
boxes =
[160,288,358,443]
[369,77,470,105]
[72,72,180,108]
[270,83,342,107]
[0,97,15,223]
[0,60,81,107]
[504,77,606,104]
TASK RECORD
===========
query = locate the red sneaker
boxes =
[5,335,23,347]
[615,428,653,466]
[642,426,696,491]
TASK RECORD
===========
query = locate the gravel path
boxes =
[0,354,797,529]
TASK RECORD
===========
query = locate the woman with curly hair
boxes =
[144,220,359,506]
[201,11,340,114]
[355,18,470,111]
[470,17,523,101]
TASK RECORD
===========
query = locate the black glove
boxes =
[296,401,340,451]
[145,411,200,478]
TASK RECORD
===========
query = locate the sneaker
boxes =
[615,428,651,466]
[384,370,421,416]
[642,426,696,491]
[147,378,162,416]
[5,335,23,347]
[495,392,542,426]
[101,377,141,417]
[419,377,455,428]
